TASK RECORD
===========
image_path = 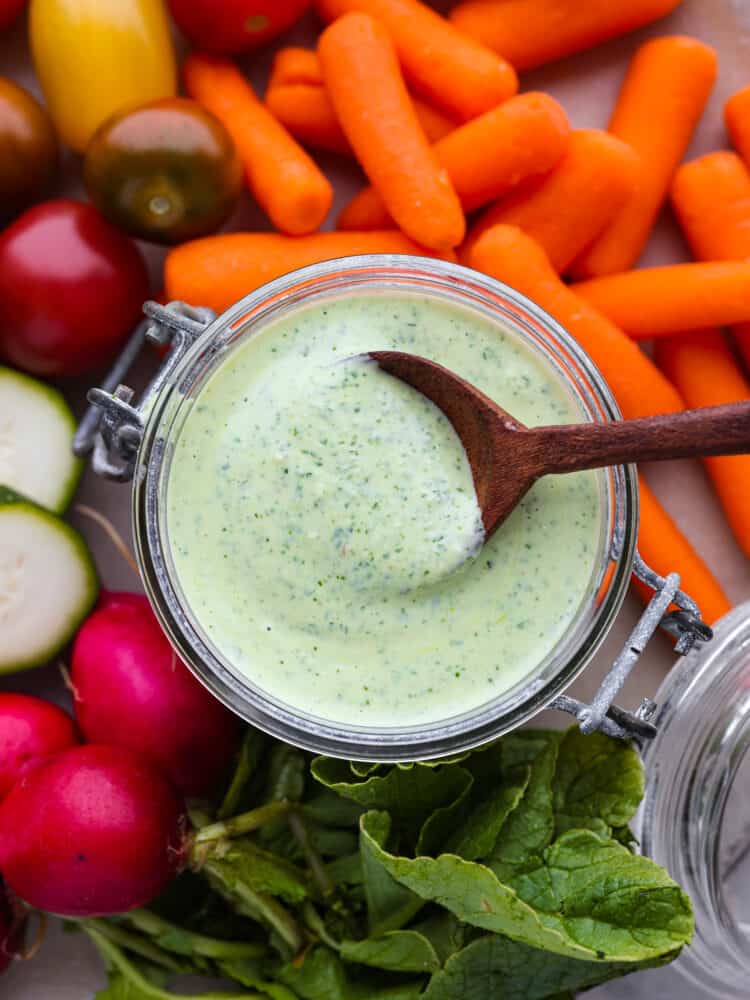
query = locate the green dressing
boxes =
[167,293,602,727]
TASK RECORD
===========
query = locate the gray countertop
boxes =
[2,0,750,996]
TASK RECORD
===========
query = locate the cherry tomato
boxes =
[0,0,26,31]
[0,200,150,377]
[167,0,311,55]
[0,77,57,220]
[84,98,243,245]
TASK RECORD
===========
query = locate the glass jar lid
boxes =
[638,601,750,997]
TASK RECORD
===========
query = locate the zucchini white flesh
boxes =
[0,366,82,513]
[0,488,98,673]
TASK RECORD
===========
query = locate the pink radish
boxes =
[0,693,79,800]
[0,744,187,917]
[71,592,240,797]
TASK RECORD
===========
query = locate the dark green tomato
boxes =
[0,77,58,220]
[83,97,243,245]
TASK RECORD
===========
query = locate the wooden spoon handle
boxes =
[526,401,750,475]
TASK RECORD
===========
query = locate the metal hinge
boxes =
[73,301,216,481]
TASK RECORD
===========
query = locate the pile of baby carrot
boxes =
[164,0,750,625]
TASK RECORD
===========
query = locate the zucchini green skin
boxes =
[0,487,99,674]
[0,366,83,513]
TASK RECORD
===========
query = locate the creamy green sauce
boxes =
[167,293,602,727]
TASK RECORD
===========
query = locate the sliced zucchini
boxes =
[0,487,98,674]
[0,366,82,512]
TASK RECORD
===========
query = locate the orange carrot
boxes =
[165,231,455,314]
[314,0,517,121]
[318,13,465,252]
[670,151,750,369]
[268,47,324,88]
[655,329,750,558]
[636,475,730,625]
[572,262,750,339]
[571,36,717,278]
[183,53,332,236]
[725,85,750,168]
[468,225,684,420]
[265,84,351,155]
[338,92,571,230]
[448,0,684,72]
[265,83,455,155]
[459,130,639,273]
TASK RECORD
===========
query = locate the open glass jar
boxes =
[637,601,750,997]
[78,255,706,760]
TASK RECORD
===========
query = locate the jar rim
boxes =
[132,254,638,760]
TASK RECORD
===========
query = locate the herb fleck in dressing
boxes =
[167,293,602,726]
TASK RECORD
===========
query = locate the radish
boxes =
[71,592,240,797]
[0,366,81,513]
[0,487,98,674]
[0,693,79,799]
[0,744,187,917]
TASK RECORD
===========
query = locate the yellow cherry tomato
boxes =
[29,0,177,153]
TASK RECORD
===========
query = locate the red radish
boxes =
[0,693,79,800]
[71,592,240,797]
[0,744,187,917]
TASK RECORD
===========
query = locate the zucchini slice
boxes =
[0,487,98,673]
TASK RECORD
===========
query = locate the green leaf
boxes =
[487,733,560,882]
[360,813,692,963]
[360,812,592,961]
[409,912,466,965]
[360,811,424,935]
[552,728,644,836]
[444,768,530,862]
[422,934,673,1000]
[216,841,309,905]
[340,930,440,973]
[266,745,306,804]
[311,758,472,841]
[218,729,267,820]
[277,947,422,1000]
[506,829,694,961]
[219,959,299,999]
[302,791,365,828]
[326,853,364,886]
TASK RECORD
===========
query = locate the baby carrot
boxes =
[448,0,684,72]
[468,225,684,420]
[338,92,571,230]
[655,329,750,558]
[636,476,730,625]
[459,130,639,273]
[571,36,717,278]
[725,85,750,168]
[670,151,750,368]
[318,13,465,252]
[265,84,351,155]
[268,47,324,88]
[183,53,332,236]
[165,231,454,314]
[314,0,517,121]
[265,83,455,155]
[572,262,750,339]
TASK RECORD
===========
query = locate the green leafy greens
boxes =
[87,726,692,999]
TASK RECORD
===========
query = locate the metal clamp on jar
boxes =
[74,256,712,761]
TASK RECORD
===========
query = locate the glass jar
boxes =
[120,255,638,760]
[638,601,750,997]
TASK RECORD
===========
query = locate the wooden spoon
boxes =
[367,350,750,539]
